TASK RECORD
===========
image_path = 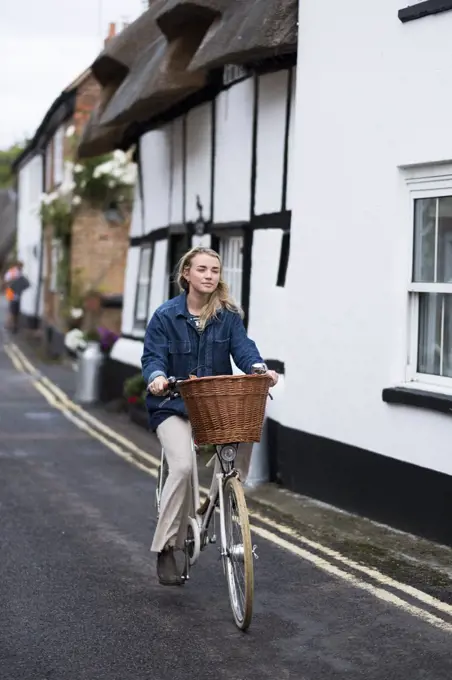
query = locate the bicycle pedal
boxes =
[209,534,217,544]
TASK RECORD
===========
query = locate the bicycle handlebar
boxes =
[166,376,182,399]
[159,365,275,404]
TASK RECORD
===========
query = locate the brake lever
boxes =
[159,376,180,406]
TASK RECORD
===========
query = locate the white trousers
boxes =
[150,416,253,553]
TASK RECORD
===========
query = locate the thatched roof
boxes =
[78,0,297,157]
[99,29,207,127]
[77,104,128,159]
[189,0,298,71]
[156,0,223,41]
[92,4,167,87]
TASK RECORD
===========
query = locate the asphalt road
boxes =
[1,343,452,680]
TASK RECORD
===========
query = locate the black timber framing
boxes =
[398,0,452,21]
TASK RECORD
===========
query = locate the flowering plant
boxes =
[97,326,119,354]
[64,328,86,353]
[40,160,78,236]
[40,192,72,237]
[123,373,147,406]
[73,150,136,210]
[39,150,136,235]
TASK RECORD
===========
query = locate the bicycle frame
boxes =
[155,438,239,580]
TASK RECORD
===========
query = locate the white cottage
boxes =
[283,0,452,545]
[12,152,44,326]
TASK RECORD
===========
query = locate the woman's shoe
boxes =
[156,546,183,586]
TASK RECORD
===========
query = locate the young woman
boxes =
[141,246,278,586]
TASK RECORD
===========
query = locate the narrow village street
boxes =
[4,1,452,678]
[1,332,452,680]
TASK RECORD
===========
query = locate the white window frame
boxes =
[133,245,153,331]
[405,164,452,390]
[219,233,244,307]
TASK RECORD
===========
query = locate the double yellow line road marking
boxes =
[4,341,452,633]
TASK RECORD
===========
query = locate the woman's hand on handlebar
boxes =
[148,375,169,396]
[267,370,279,387]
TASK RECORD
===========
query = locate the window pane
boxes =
[437,196,452,283]
[139,247,151,280]
[418,293,452,377]
[136,283,148,321]
[413,198,436,282]
[220,235,243,305]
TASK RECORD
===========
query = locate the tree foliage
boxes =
[0,143,25,189]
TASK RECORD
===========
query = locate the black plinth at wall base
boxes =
[398,0,452,22]
[267,418,452,548]
[99,356,141,404]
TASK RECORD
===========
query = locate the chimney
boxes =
[104,22,116,46]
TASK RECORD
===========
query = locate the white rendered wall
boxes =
[247,228,287,426]
[254,71,289,215]
[121,246,140,336]
[285,0,452,477]
[110,337,143,368]
[121,186,144,335]
[169,119,184,225]
[140,125,172,230]
[16,155,43,317]
[286,66,297,211]
[214,79,254,223]
[185,103,212,222]
[129,181,144,238]
[148,239,169,317]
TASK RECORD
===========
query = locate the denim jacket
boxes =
[141,292,263,430]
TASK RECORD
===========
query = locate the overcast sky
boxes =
[0,0,145,149]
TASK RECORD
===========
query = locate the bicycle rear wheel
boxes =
[223,476,254,631]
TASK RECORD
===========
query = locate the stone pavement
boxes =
[11,329,452,607]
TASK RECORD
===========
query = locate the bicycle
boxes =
[154,365,271,631]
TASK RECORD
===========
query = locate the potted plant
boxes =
[123,373,148,428]
[84,328,101,343]
[97,326,119,355]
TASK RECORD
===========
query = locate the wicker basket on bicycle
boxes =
[178,374,272,445]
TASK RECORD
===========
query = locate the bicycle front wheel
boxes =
[223,476,254,631]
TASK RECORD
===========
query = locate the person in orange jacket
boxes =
[3,261,25,334]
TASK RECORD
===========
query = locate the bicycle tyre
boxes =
[223,476,254,631]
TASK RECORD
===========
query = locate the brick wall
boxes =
[71,208,130,297]
[99,308,122,335]
[73,74,101,138]
[42,225,60,327]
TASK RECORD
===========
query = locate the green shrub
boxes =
[124,373,147,405]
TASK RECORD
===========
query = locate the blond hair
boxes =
[177,246,243,329]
